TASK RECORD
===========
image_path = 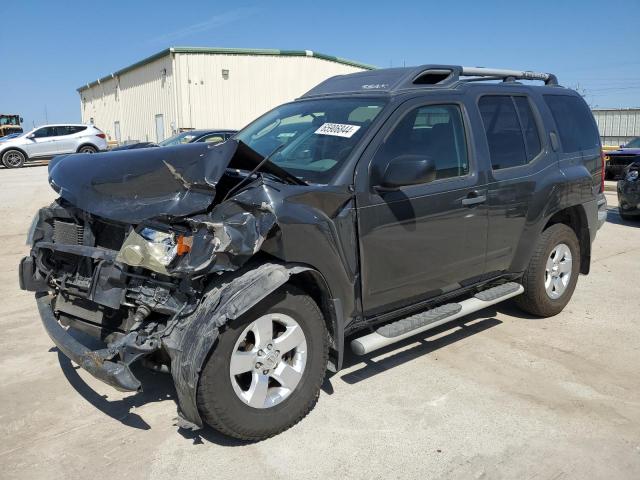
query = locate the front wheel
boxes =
[2,149,26,168]
[197,285,329,440]
[515,223,580,317]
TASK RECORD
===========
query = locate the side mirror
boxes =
[375,154,436,191]
[26,134,35,140]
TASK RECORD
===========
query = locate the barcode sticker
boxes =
[314,123,361,138]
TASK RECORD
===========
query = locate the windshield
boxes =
[158,131,200,147]
[0,115,20,126]
[625,137,640,148]
[235,98,387,183]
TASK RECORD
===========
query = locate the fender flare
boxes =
[166,262,312,429]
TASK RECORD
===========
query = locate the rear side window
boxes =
[55,126,87,136]
[479,95,541,170]
[543,95,600,153]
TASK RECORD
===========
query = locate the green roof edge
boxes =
[77,47,375,92]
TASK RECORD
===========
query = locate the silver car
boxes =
[0,124,108,168]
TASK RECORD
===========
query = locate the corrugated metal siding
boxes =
[592,108,640,146]
[80,56,175,143]
[173,53,365,130]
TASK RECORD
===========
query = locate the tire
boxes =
[197,285,329,441]
[515,223,580,317]
[2,149,26,168]
[78,145,97,154]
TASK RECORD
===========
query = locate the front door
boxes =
[356,99,489,317]
[25,126,58,157]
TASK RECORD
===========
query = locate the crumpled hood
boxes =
[48,139,298,224]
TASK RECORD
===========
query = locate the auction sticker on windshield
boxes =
[314,123,361,138]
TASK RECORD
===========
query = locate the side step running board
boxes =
[351,282,524,355]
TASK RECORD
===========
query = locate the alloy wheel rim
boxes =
[545,242,572,299]
[5,152,23,167]
[229,313,307,409]
[80,147,95,154]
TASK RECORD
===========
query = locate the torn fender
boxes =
[165,262,310,429]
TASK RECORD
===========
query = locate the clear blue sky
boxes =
[1,0,639,129]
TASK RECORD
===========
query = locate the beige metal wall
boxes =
[593,108,640,147]
[79,55,176,143]
[172,53,365,131]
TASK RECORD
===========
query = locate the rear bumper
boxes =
[36,294,142,392]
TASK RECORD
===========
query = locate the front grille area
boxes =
[92,218,128,250]
[53,220,84,245]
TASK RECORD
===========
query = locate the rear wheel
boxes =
[2,149,26,168]
[515,224,580,317]
[197,285,329,440]
[78,145,97,154]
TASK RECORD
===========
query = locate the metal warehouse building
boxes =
[592,108,640,147]
[78,47,372,145]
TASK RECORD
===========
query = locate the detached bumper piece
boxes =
[36,294,156,392]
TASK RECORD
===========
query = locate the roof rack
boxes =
[460,66,558,85]
[300,64,559,99]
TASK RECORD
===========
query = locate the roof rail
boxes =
[460,66,558,86]
[300,64,559,99]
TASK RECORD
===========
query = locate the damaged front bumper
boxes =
[36,294,149,392]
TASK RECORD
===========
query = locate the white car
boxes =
[0,124,108,168]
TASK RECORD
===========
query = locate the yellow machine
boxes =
[0,114,23,138]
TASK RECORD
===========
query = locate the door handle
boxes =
[462,191,487,206]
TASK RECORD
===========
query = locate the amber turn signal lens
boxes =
[176,235,192,256]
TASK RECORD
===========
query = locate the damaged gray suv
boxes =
[20,65,607,440]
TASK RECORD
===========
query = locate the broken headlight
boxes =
[625,170,639,182]
[117,227,192,274]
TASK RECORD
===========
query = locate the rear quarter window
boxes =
[543,95,600,153]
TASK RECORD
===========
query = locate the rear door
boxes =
[355,96,489,317]
[475,91,557,275]
[52,126,82,154]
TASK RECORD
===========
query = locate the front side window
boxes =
[543,95,600,153]
[32,127,56,138]
[235,98,387,183]
[373,104,469,181]
[479,95,541,170]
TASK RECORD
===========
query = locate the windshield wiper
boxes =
[222,143,292,201]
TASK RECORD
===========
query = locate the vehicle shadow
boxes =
[606,206,640,227]
[55,346,175,431]
[337,308,502,385]
[53,308,503,445]
[53,329,254,446]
